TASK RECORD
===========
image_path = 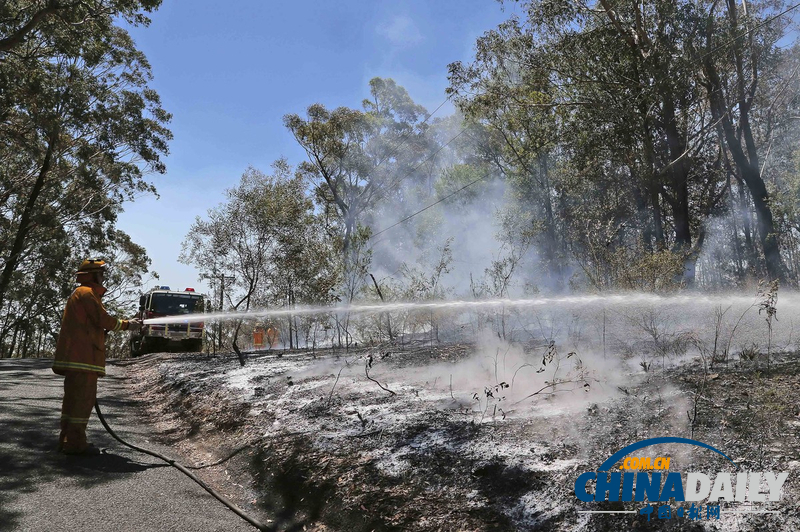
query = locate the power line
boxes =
[701,1,800,61]
[370,124,470,207]
[370,96,452,173]
[367,4,800,240]
[370,168,494,240]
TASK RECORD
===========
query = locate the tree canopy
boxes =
[0,0,169,357]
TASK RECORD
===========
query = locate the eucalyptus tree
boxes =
[448,19,568,286]
[0,0,161,55]
[0,4,170,306]
[0,0,168,356]
[181,163,340,349]
[284,77,433,256]
[450,0,797,287]
[691,0,795,281]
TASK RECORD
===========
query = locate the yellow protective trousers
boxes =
[58,371,98,453]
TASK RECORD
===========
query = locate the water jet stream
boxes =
[142,292,799,325]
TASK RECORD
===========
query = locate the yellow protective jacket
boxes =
[53,281,130,377]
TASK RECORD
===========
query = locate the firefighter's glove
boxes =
[128,319,143,332]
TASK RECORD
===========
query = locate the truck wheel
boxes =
[130,337,147,357]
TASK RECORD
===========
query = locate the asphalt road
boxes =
[0,358,257,532]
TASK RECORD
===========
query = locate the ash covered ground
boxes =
[126,297,800,531]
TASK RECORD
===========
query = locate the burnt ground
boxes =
[124,344,800,532]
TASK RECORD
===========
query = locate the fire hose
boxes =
[94,399,272,532]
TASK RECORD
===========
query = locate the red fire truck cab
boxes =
[130,286,206,356]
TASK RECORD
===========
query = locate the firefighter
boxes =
[52,259,142,455]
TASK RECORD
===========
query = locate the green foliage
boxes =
[0,0,169,358]
[570,234,688,292]
[435,164,486,206]
[181,162,341,349]
[0,1,162,56]
[284,77,432,255]
[448,0,800,289]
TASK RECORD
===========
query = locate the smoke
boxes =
[369,175,512,294]
[363,112,547,302]
[226,334,632,424]
[695,205,758,288]
[209,287,800,465]
[398,334,632,418]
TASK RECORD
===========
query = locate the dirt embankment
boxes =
[126,346,800,531]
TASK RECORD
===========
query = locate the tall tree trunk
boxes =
[743,165,782,280]
[0,133,57,305]
[720,125,758,276]
[634,64,666,250]
[633,185,653,251]
[36,329,44,357]
[651,188,665,248]
[662,91,696,285]
[737,179,758,273]
[21,327,31,358]
[287,288,294,349]
[539,153,562,287]
[9,323,20,358]
[701,4,784,281]
[727,174,745,279]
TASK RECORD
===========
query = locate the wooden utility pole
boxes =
[202,269,234,352]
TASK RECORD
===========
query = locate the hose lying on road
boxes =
[94,400,273,532]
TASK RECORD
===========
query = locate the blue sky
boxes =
[116,0,518,294]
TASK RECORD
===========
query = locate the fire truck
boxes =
[130,286,206,356]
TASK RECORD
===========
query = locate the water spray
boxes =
[142,292,800,326]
